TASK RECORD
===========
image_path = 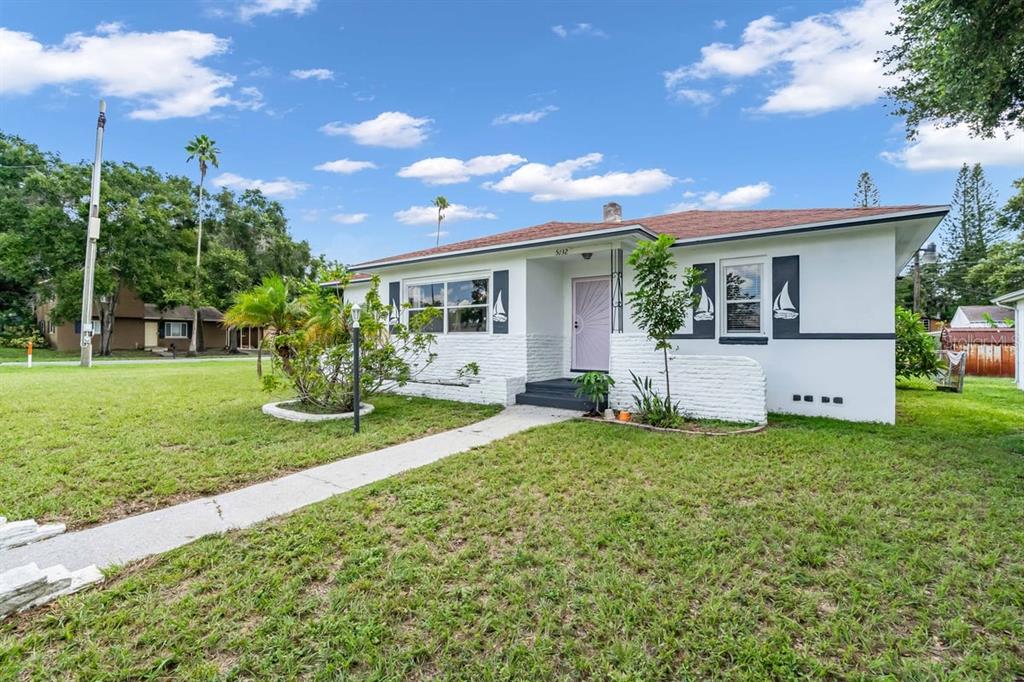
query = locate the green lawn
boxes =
[0,362,500,528]
[0,347,246,362]
[3,379,1023,679]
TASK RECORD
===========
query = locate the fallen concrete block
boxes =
[0,519,66,549]
[0,562,103,618]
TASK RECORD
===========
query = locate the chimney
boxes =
[603,202,622,223]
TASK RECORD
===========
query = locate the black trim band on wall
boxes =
[719,336,768,345]
[492,270,509,334]
[668,262,715,340]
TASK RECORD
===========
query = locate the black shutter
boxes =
[388,281,401,331]
[772,255,801,338]
[691,262,715,339]
[74,320,81,334]
[492,270,509,334]
[669,262,715,339]
[158,321,165,339]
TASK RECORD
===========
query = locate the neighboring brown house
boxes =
[35,285,227,352]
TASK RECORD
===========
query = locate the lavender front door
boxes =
[572,276,611,372]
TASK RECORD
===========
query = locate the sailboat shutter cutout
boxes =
[669,262,715,339]
[492,270,509,334]
[771,256,800,338]
[388,281,401,332]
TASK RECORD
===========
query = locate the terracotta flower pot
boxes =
[617,411,632,422]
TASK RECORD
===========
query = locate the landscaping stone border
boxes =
[0,518,66,550]
[262,400,375,423]
[579,415,767,437]
[1,562,103,618]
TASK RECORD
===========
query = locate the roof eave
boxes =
[352,223,658,270]
[666,206,950,248]
[993,288,1024,305]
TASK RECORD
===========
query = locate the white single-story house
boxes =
[340,202,948,424]
[992,289,1024,390]
[950,305,1016,329]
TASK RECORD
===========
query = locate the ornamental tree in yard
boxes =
[228,269,440,412]
[895,306,940,379]
[626,234,701,410]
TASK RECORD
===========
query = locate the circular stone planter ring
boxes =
[262,400,375,423]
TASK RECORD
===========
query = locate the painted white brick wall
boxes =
[608,334,767,424]
[526,335,564,381]
[392,334,527,405]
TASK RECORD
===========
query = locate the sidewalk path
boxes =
[0,405,575,573]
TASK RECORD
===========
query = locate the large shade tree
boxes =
[882,0,1024,138]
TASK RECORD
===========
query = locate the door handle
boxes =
[573,320,579,329]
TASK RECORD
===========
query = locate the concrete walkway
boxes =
[0,405,575,573]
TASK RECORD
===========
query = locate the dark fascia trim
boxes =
[354,226,657,271]
[668,209,949,249]
[570,367,610,374]
[719,336,769,345]
[778,332,895,340]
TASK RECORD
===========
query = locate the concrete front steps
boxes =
[515,378,602,412]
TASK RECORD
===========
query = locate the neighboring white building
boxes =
[950,305,1016,329]
[991,289,1024,390]
[341,203,947,423]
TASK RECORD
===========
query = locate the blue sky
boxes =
[2,0,1022,264]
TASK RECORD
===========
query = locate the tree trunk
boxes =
[256,337,263,378]
[188,175,204,355]
[98,286,119,356]
[227,327,239,354]
[663,347,672,408]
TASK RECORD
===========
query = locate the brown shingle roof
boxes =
[144,304,223,322]
[356,205,946,267]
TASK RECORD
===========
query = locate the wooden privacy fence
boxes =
[941,328,1016,378]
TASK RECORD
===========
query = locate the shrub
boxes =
[629,371,682,428]
[571,371,615,415]
[895,306,940,379]
[229,269,440,412]
[0,322,46,349]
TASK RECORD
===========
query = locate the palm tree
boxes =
[223,276,297,378]
[432,195,449,246]
[185,134,221,355]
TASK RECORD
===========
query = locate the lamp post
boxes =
[351,303,361,434]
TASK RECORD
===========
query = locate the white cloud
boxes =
[880,123,1024,171]
[713,19,727,30]
[238,0,317,21]
[487,153,675,202]
[425,230,450,238]
[670,182,773,211]
[212,172,309,199]
[671,89,714,105]
[331,212,368,225]
[249,65,272,77]
[492,105,558,125]
[95,21,123,34]
[393,204,497,226]
[552,23,607,39]
[319,111,431,148]
[0,26,258,120]
[314,159,378,174]
[290,67,333,80]
[664,0,898,114]
[397,154,526,185]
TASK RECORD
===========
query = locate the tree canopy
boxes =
[0,132,316,353]
[882,0,1024,138]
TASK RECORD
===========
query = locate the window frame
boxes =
[164,321,189,338]
[720,257,768,337]
[405,272,492,335]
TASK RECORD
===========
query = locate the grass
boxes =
[0,362,500,528]
[0,347,242,362]
[3,378,1023,679]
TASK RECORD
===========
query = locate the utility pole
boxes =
[79,100,107,367]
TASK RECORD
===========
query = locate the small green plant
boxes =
[456,362,480,380]
[571,371,615,415]
[629,371,682,428]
